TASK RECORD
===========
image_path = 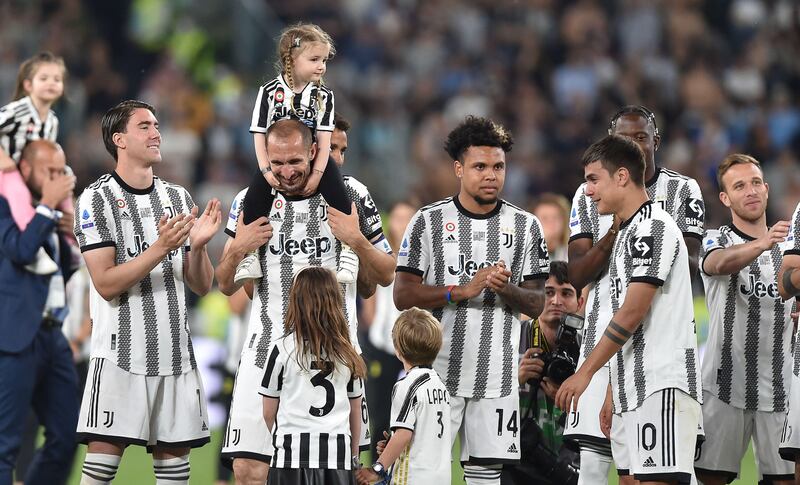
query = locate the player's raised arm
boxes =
[214,210,272,296]
[183,198,221,296]
[565,182,621,291]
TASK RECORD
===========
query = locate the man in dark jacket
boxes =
[0,140,79,485]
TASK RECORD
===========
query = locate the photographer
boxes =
[502,261,583,485]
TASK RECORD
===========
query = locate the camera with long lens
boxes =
[530,312,584,385]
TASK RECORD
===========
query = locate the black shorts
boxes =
[267,468,355,485]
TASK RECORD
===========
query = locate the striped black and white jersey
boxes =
[250,74,334,134]
[608,201,701,413]
[225,176,387,366]
[784,203,800,381]
[389,366,451,484]
[570,167,704,367]
[259,334,363,470]
[396,197,550,399]
[700,225,793,412]
[0,96,58,163]
[74,173,195,376]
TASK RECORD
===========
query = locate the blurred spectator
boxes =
[531,193,571,262]
[0,0,797,256]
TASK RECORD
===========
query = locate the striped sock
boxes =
[153,455,190,484]
[80,453,121,485]
[463,464,502,485]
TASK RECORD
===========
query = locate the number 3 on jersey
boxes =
[309,361,335,417]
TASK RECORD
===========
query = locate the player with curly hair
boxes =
[394,116,550,485]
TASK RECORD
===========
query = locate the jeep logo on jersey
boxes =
[447,254,494,277]
[128,234,177,260]
[740,274,780,299]
[684,198,704,226]
[273,105,316,125]
[631,236,653,266]
[268,233,332,258]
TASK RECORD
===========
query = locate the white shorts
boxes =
[617,388,700,484]
[610,412,630,475]
[696,391,792,482]
[76,358,210,449]
[221,351,274,465]
[450,393,521,465]
[221,350,372,467]
[780,373,800,463]
[562,364,611,447]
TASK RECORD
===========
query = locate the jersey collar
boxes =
[730,224,757,241]
[619,200,653,230]
[453,194,503,220]
[112,171,155,195]
[645,166,661,188]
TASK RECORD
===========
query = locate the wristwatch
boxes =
[372,461,389,479]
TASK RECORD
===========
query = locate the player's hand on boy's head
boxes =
[156,212,194,252]
[189,198,222,248]
[327,202,360,246]
[233,211,273,253]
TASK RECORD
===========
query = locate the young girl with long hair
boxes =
[0,51,74,274]
[260,267,366,485]
[237,22,359,285]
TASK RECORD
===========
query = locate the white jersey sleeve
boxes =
[315,87,335,132]
[676,178,705,239]
[522,215,551,280]
[224,189,248,237]
[569,183,595,241]
[699,228,727,276]
[250,84,270,134]
[344,176,384,241]
[629,216,680,287]
[390,379,418,432]
[259,341,285,398]
[74,185,117,252]
[396,210,430,277]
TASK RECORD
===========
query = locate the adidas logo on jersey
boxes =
[270,212,282,222]
[202,421,208,431]
[642,456,656,468]
[506,443,518,454]
[444,234,457,243]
